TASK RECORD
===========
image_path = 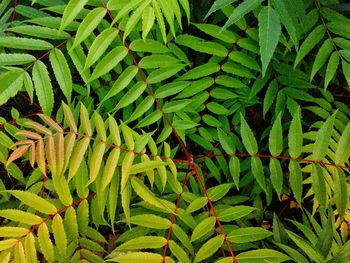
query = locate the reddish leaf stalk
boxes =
[100,1,237,261]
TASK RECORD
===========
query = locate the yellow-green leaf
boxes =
[100,148,120,191]
[52,214,67,258]
[0,227,28,237]
[38,223,55,263]
[7,190,57,215]
[191,217,216,242]
[0,209,42,225]
[115,236,167,251]
[121,151,134,191]
[194,235,224,262]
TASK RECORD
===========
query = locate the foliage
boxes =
[0,0,349,262]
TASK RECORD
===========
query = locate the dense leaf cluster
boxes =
[0,0,349,262]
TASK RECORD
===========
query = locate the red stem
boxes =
[100,1,236,261]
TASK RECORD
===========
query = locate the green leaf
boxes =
[139,55,181,69]
[0,53,36,66]
[207,183,232,202]
[263,79,278,117]
[0,209,42,225]
[130,161,166,174]
[109,252,173,263]
[271,0,298,48]
[310,39,333,80]
[217,205,256,222]
[193,23,238,43]
[0,227,29,237]
[269,112,283,156]
[222,0,261,31]
[0,239,17,252]
[126,96,155,123]
[176,34,228,57]
[130,39,169,53]
[172,224,194,253]
[0,71,24,106]
[142,6,155,39]
[128,214,172,229]
[52,214,67,258]
[179,63,220,80]
[102,65,138,103]
[0,36,53,50]
[155,81,189,98]
[313,112,336,161]
[287,230,324,263]
[68,137,90,181]
[124,0,151,39]
[7,190,57,215]
[236,249,290,262]
[163,99,192,113]
[218,128,235,154]
[169,240,190,263]
[72,7,106,48]
[186,197,208,214]
[289,160,302,205]
[49,48,72,102]
[251,156,266,192]
[269,158,283,197]
[60,0,88,31]
[205,0,237,20]
[227,227,272,243]
[294,25,325,67]
[229,156,240,189]
[130,176,167,210]
[147,64,185,84]
[90,46,128,81]
[288,107,302,158]
[38,223,55,263]
[311,164,327,211]
[114,82,147,111]
[85,28,119,69]
[32,61,54,115]
[194,235,224,263]
[335,123,350,164]
[258,6,281,76]
[324,51,339,90]
[7,25,70,39]
[191,217,216,242]
[240,114,258,155]
[342,59,350,88]
[115,236,167,251]
[229,51,260,71]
